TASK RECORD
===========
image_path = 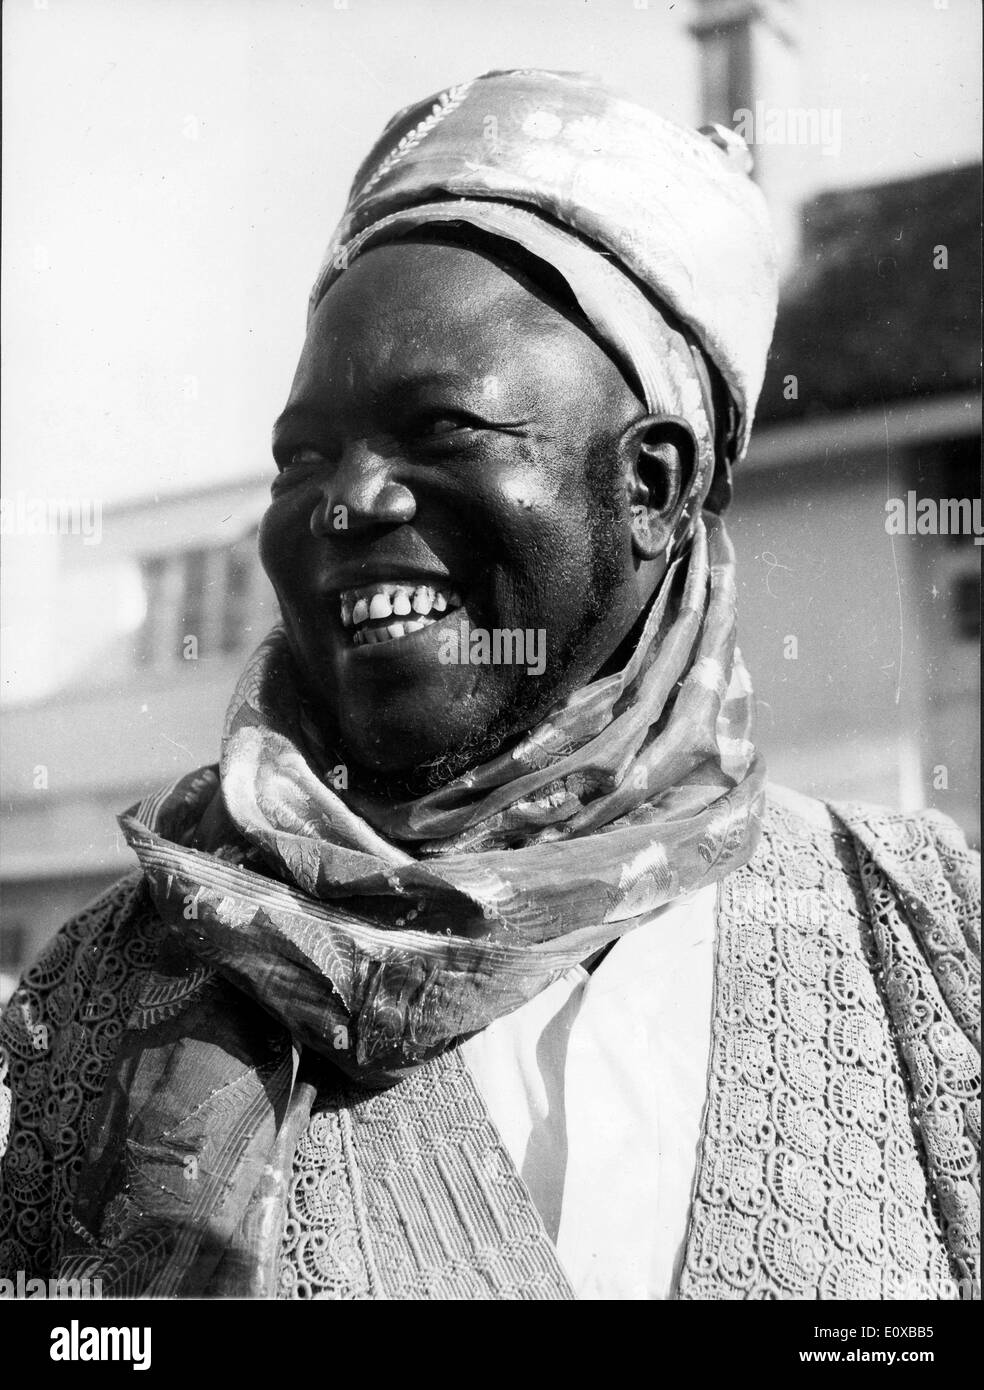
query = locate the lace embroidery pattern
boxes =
[0,874,164,1278]
[678,795,979,1300]
[278,1101,377,1300]
[278,1051,573,1300]
[2,795,978,1299]
[834,803,980,1294]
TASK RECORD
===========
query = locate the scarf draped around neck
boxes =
[64,512,764,1296]
[120,513,764,1084]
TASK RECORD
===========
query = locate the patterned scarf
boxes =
[119,513,764,1085]
[63,512,764,1296]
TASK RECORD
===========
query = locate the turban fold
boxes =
[309,69,779,483]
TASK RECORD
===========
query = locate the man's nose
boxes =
[309,441,416,537]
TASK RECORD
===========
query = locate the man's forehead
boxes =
[285,361,515,414]
[312,239,583,337]
[292,242,618,405]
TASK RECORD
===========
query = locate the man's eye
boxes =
[282,447,326,470]
[414,413,475,439]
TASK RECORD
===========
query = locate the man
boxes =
[1,70,979,1301]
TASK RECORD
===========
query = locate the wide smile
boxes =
[339,580,464,648]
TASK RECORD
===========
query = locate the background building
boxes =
[0,481,278,996]
[2,0,980,998]
[735,157,981,838]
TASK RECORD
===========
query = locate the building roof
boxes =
[756,162,982,424]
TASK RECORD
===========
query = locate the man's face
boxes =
[260,240,648,782]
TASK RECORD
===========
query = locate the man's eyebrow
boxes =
[381,371,540,418]
[380,370,495,400]
[272,405,332,438]
[274,373,536,435]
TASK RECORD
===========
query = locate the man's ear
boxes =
[622,415,699,561]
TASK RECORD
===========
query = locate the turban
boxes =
[309,68,779,519]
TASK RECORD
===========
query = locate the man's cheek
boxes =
[494,474,558,512]
[257,508,298,585]
[260,523,320,601]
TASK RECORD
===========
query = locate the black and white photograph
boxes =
[1,0,980,1340]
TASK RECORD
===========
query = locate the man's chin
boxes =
[346,734,510,799]
[335,699,503,788]
[331,673,548,796]
[290,611,582,794]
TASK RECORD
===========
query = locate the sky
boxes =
[1,0,981,699]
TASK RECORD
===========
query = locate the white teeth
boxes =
[341,580,461,643]
[352,611,451,647]
[354,617,436,647]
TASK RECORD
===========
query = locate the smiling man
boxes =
[264,230,692,788]
[1,71,979,1302]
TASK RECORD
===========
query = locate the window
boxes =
[954,570,981,642]
[221,541,255,654]
[0,920,27,972]
[135,541,259,667]
[917,436,983,547]
[136,555,165,665]
[180,549,208,656]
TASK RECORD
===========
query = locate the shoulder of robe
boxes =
[776,788,982,1069]
[725,785,979,1296]
[764,780,840,833]
[767,779,980,877]
[828,795,980,869]
[826,795,980,982]
[0,872,162,1159]
[1,872,166,1277]
[761,780,980,971]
